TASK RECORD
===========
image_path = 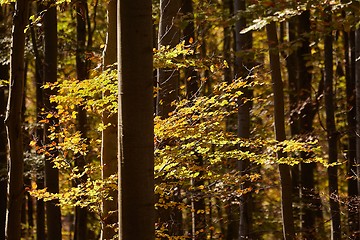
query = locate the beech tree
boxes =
[117,0,154,239]
[0,56,8,240]
[234,0,253,238]
[157,0,180,117]
[0,9,8,239]
[74,0,91,238]
[4,0,29,238]
[43,1,62,238]
[101,0,118,239]
[266,18,295,240]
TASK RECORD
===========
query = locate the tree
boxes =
[182,0,198,98]
[74,0,91,238]
[156,0,183,237]
[29,4,45,238]
[157,0,180,116]
[4,0,29,238]
[266,19,295,240]
[344,19,358,239]
[101,0,118,239]
[0,8,9,240]
[234,0,253,238]
[324,8,341,240]
[43,1,62,238]
[355,15,360,240]
[117,0,154,239]
[0,54,8,240]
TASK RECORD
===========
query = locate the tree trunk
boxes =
[324,9,341,240]
[117,0,154,239]
[223,0,233,85]
[296,11,318,239]
[266,20,295,240]
[157,0,180,117]
[0,63,9,240]
[0,8,9,235]
[101,0,118,239]
[156,0,182,237]
[43,2,62,239]
[234,0,253,239]
[344,27,358,238]
[29,3,46,239]
[74,0,90,238]
[4,0,29,238]
[355,23,360,240]
[182,0,198,98]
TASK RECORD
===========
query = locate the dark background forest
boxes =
[0,0,360,239]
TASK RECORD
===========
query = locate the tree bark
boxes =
[234,0,253,239]
[182,0,198,98]
[0,9,9,237]
[344,27,358,238]
[157,0,180,117]
[266,20,295,240]
[43,2,62,239]
[355,23,360,240]
[156,0,183,237]
[0,63,8,240]
[101,0,118,239]
[4,0,29,238]
[324,9,341,240]
[74,0,90,238]
[296,11,318,239]
[117,0,154,239]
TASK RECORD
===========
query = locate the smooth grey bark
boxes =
[117,0,154,239]
[43,2,62,239]
[101,0,118,239]
[4,0,29,238]
[324,9,341,240]
[266,21,295,240]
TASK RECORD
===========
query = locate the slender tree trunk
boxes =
[0,63,9,240]
[355,24,360,240]
[156,0,182,237]
[344,28,358,238]
[182,0,198,98]
[296,11,318,238]
[0,8,9,235]
[223,0,233,85]
[101,0,118,239]
[74,0,90,238]
[43,2,62,239]
[5,0,29,238]
[266,20,295,240]
[117,0,154,239]
[29,4,46,239]
[285,17,302,235]
[324,9,341,240]
[157,0,180,117]
[234,0,253,239]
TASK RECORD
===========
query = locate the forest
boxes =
[0,0,360,239]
